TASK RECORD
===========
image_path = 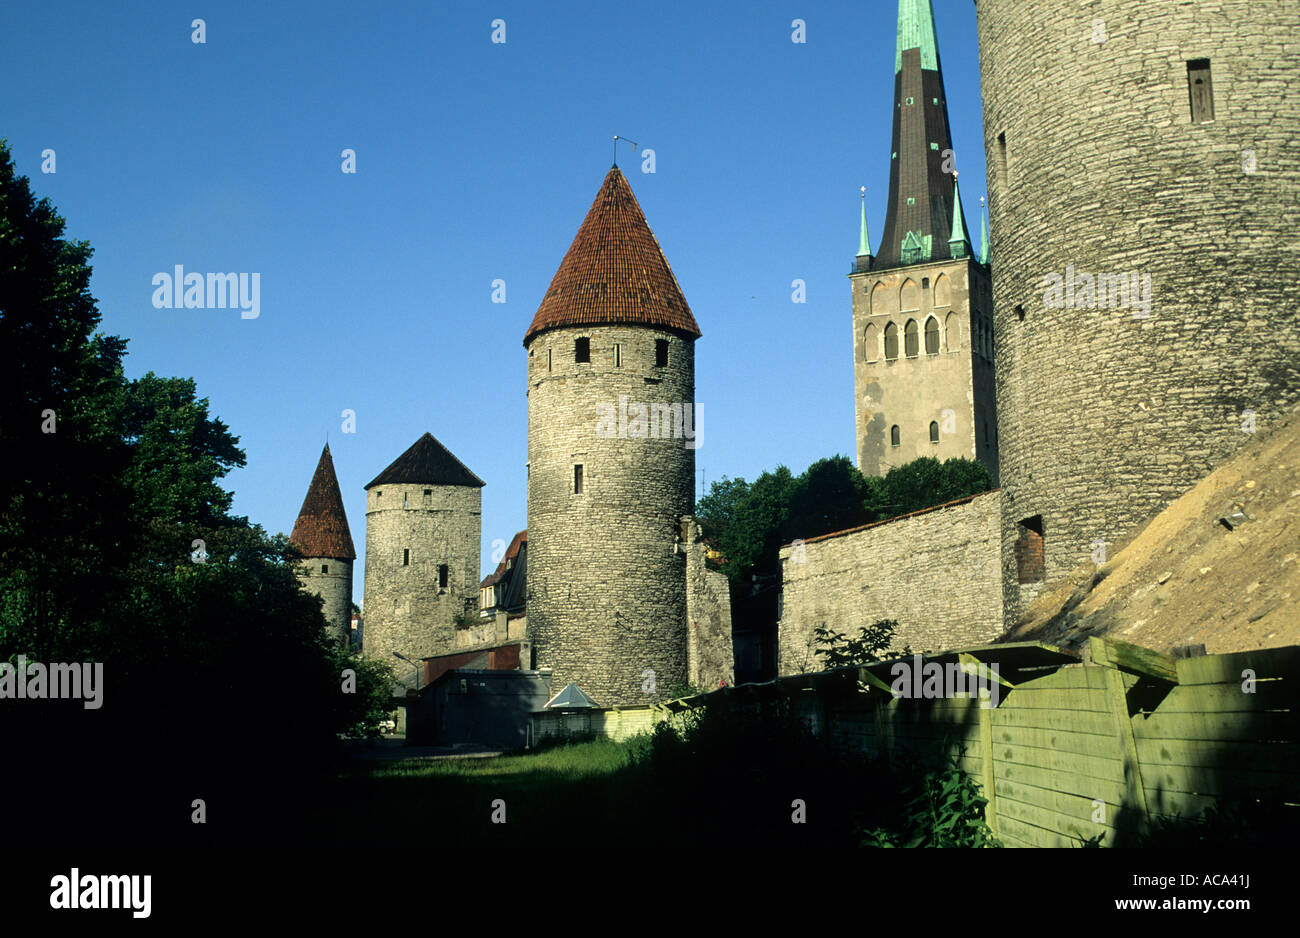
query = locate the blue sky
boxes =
[2,0,988,603]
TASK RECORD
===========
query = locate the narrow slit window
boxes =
[574,464,584,494]
[929,421,939,444]
[402,549,410,566]
[614,343,621,367]
[548,348,552,371]
[575,337,590,363]
[655,339,668,368]
[996,132,1009,191]
[438,564,449,590]
[890,425,901,447]
[1187,59,1214,123]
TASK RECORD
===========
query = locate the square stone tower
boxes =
[851,0,997,484]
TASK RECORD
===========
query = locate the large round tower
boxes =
[290,443,356,646]
[524,166,700,707]
[975,0,1300,620]
[361,432,484,687]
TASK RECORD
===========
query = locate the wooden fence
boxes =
[557,638,1298,846]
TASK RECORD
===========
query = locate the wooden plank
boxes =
[996,813,1093,848]
[996,759,1129,805]
[995,788,1122,844]
[994,741,1125,787]
[992,707,1117,737]
[993,727,1128,763]
[1135,736,1300,774]
[1141,680,1297,714]
[1089,635,1178,682]
[1129,710,1297,742]
[996,686,1113,712]
[1011,666,1117,693]
[1103,664,1150,822]
[1176,646,1300,685]
[1138,762,1300,801]
[979,694,999,839]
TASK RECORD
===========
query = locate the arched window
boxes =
[945,312,959,351]
[900,278,920,311]
[904,319,919,357]
[863,322,878,362]
[890,425,900,446]
[870,281,890,315]
[929,421,939,443]
[884,322,899,360]
[925,316,940,355]
[933,273,951,308]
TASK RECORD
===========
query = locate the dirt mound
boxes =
[1004,405,1300,654]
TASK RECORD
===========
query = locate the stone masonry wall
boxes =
[526,324,694,707]
[777,490,1003,676]
[684,517,734,691]
[362,483,481,685]
[976,0,1300,622]
[297,558,352,646]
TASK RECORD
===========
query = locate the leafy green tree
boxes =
[782,455,870,544]
[813,619,907,668]
[868,456,992,521]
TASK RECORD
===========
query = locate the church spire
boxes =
[874,0,961,270]
[857,186,873,267]
[948,172,969,259]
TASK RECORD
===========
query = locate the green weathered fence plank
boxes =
[992,707,1117,737]
[996,759,1129,805]
[994,739,1125,783]
[997,686,1113,712]
[1134,736,1300,773]
[1176,646,1300,685]
[1129,710,1297,743]
[994,789,1119,844]
[1140,680,1297,714]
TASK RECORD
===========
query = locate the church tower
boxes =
[524,166,700,707]
[361,432,484,687]
[851,0,998,483]
[290,443,356,646]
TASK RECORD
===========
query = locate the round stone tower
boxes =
[361,432,484,688]
[290,443,356,646]
[524,166,700,707]
[975,0,1300,619]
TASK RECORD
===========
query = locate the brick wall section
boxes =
[976,0,1300,624]
[362,483,481,682]
[526,325,694,707]
[684,518,734,690]
[777,490,1004,675]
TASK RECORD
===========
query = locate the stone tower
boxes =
[851,0,997,483]
[290,443,356,646]
[975,0,1300,620]
[524,166,700,707]
[361,432,484,687]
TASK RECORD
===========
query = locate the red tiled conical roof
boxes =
[290,444,356,560]
[523,166,701,346]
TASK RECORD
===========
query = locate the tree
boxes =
[782,455,870,544]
